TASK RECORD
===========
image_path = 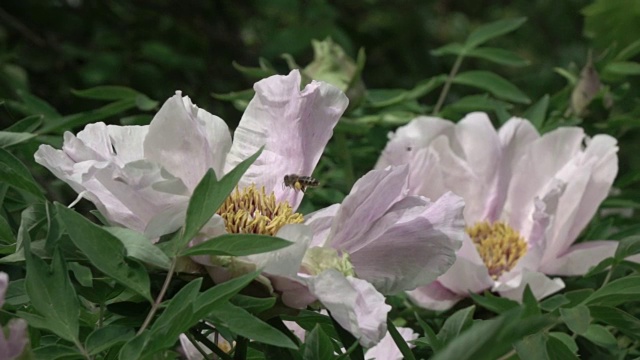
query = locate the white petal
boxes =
[245,223,312,277]
[226,70,348,210]
[540,240,618,276]
[495,270,565,302]
[437,237,494,294]
[365,327,419,360]
[304,203,340,248]
[307,270,390,348]
[407,281,465,311]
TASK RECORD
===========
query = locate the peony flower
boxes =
[284,320,419,360]
[35,70,348,278]
[376,112,621,310]
[0,272,28,360]
[272,166,465,347]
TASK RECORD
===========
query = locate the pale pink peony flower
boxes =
[376,112,621,310]
[272,166,464,347]
[0,272,28,360]
[35,70,348,277]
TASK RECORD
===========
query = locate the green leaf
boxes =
[24,244,79,343]
[0,148,45,198]
[522,285,540,316]
[210,302,297,349]
[17,90,60,119]
[387,319,416,360]
[466,47,530,67]
[56,204,152,301]
[589,305,640,340]
[32,344,81,359]
[453,71,530,104]
[605,61,640,76]
[71,85,141,100]
[614,236,640,259]
[522,95,550,129]
[469,291,518,313]
[232,61,277,79]
[40,98,137,134]
[515,333,549,360]
[548,332,578,354]
[106,227,172,270]
[437,305,475,344]
[304,324,337,360]
[546,335,579,360]
[85,325,136,355]
[582,324,617,349]
[119,331,151,360]
[181,233,292,257]
[464,17,527,49]
[431,43,465,57]
[560,305,591,335]
[585,274,640,306]
[68,262,93,287]
[4,114,43,133]
[414,313,442,351]
[231,294,277,314]
[443,94,513,114]
[0,215,15,245]
[0,131,37,148]
[615,39,640,61]
[193,271,260,320]
[540,294,569,312]
[181,147,263,246]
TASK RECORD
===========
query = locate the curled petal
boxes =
[407,281,465,311]
[307,270,390,348]
[226,70,349,210]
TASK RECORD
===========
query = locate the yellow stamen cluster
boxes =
[217,184,303,236]
[466,221,528,280]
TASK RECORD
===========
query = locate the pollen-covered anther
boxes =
[217,184,303,236]
[466,221,528,280]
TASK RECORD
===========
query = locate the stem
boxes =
[186,332,212,360]
[496,349,516,360]
[98,302,105,328]
[335,131,355,189]
[433,54,464,115]
[233,336,248,360]
[600,266,614,289]
[137,258,178,335]
[190,327,233,360]
[74,339,91,360]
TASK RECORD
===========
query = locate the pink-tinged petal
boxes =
[225,70,348,209]
[375,116,454,169]
[504,127,584,230]
[365,327,419,360]
[0,318,28,360]
[307,270,390,348]
[304,203,340,248]
[438,238,494,295]
[271,275,317,309]
[283,321,307,342]
[348,192,465,294]
[407,281,465,311]
[495,270,564,302]
[246,224,312,277]
[540,240,618,276]
[328,166,409,250]
[144,92,231,190]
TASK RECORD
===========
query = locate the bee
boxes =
[283,174,319,192]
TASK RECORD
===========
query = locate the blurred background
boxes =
[1,0,640,214]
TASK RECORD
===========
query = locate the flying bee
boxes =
[283,174,319,193]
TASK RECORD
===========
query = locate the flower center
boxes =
[302,247,356,277]
[217,184,304,236]
[466,221,527,280]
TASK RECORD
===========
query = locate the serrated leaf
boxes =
[560,305,591,335]
[304,324,337,360]
[106,227,172,270]
[466,47,529,67]
[522,95,549,129]
[71,86,141,100]
[453,71,530,104]
[181,147,263,247]
[56,204,152,301]
[464,17,527,49]
[585,274,640,306]
[24,243,79,343]
[181,233,292,257]
[85,325,135,355]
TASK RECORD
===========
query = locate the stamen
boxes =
[217,184,303,236]
[466,221,528,280]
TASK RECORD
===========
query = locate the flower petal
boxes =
[365,327,419,360]
[348,192,465,294]
[407,281,465,311]
[307,270,390,348]
[246,223,312,277]
[495,270,565,302]
[144,92,231,190]
[540,240,618,276]
[304,203,340,248]
[327,166,409,250]
[437,237,494,295]
[225,70,349,209]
